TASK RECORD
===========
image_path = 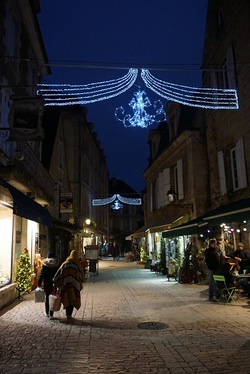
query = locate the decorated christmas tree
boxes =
[15,248,32,297]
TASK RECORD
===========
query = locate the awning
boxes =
[203,199,250,225]
[53,220,80,233]
[1,181,53,227]
[162,216,204,238]
[131,216,179,238]
[130,223,151,238]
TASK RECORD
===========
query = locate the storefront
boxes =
[0,181,53,309]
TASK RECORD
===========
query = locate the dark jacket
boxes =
[221,262,234,287]
[38,258,60,292]
[205,247,223,272]
[232,249,250,273]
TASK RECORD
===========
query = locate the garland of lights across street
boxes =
[37,69,238,129]
[37,68,239,207]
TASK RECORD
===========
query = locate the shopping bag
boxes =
[49,293,61,311]
[34,287,45,303]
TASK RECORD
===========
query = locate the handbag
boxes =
[34,287,45,303]
[49,292,61,311]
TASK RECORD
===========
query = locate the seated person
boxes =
[221,258,235,288]
[231,242,250,274]
[238,277,250,297]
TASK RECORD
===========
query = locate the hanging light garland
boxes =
[37,68,238,129]
[115,89,166,128]
[37,68,138,106]
[92,194,141,210]
[37,68,238,110]
[141,69,238,110]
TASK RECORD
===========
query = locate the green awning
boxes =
[162,216,204,238]
[163,199,250,238]
[203,199,250,225]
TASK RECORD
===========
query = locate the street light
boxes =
[167,188,193,212]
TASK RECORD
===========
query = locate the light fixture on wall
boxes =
[166,188,193,212]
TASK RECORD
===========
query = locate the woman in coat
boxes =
[37,252,60,318]
[53,250,84,323]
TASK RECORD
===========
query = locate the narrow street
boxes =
[1,259,250,374]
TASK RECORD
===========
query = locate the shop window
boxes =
[0,206,13,287]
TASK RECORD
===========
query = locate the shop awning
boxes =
[130,223,151,238]
[203,199,250,225]
[53,220,81,233]
[162,216,204,238]
[1,181,53,227]
[131,216,180,238]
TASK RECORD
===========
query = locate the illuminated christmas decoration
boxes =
[141,69,238,110]
[37,68,138,106]
[111,199,123,210]
[115,89,166,128]
[37,68,238,110]
[92,194,141,209]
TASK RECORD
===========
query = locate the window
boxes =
[211,44,236,89]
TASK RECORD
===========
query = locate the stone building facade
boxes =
[0,0,53,307]
[134,0,250,279]
[201,0,250,250]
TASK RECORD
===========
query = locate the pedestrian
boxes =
[37,252,60,318]
[53,250,84,323]
[205,239,224,302]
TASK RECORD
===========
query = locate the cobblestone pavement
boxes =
[1,259,250,374]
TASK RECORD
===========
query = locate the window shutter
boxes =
[236,136,247,188]
[217,151,227,195]
[162,168,170,206]
[177,159,184,199]
[227,44,236,88]
[158,172,163,208]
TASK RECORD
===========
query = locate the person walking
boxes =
[205,239,224,302]
[37,252,60,318]
[53,250,84,323]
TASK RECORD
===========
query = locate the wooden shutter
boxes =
[217,151,227,195]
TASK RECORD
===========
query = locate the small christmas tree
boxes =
[15,248,32,298]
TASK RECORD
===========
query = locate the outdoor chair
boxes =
[213,275,236,304]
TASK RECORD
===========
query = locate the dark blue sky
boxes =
[38,0,208,192]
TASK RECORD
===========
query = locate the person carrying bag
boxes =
[37,252,60,318]
[53,250,84,323]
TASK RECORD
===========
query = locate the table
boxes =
[235,274,250,279]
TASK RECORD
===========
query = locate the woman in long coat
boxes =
[53,250,84,323]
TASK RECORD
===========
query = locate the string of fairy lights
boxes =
[37,65,239,208]
[37,68,238,129]
[92,194,142,210]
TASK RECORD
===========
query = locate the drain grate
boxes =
[137,322,168,330]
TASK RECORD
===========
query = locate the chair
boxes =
[213,275,236,303]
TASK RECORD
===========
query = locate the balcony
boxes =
[0,129,55,204]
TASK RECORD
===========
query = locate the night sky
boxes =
[38,0,208,192]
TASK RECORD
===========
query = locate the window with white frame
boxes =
[230,136,247,191]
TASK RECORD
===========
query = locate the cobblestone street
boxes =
[1,259,250,374]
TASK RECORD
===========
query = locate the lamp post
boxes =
[166,188,193,213]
